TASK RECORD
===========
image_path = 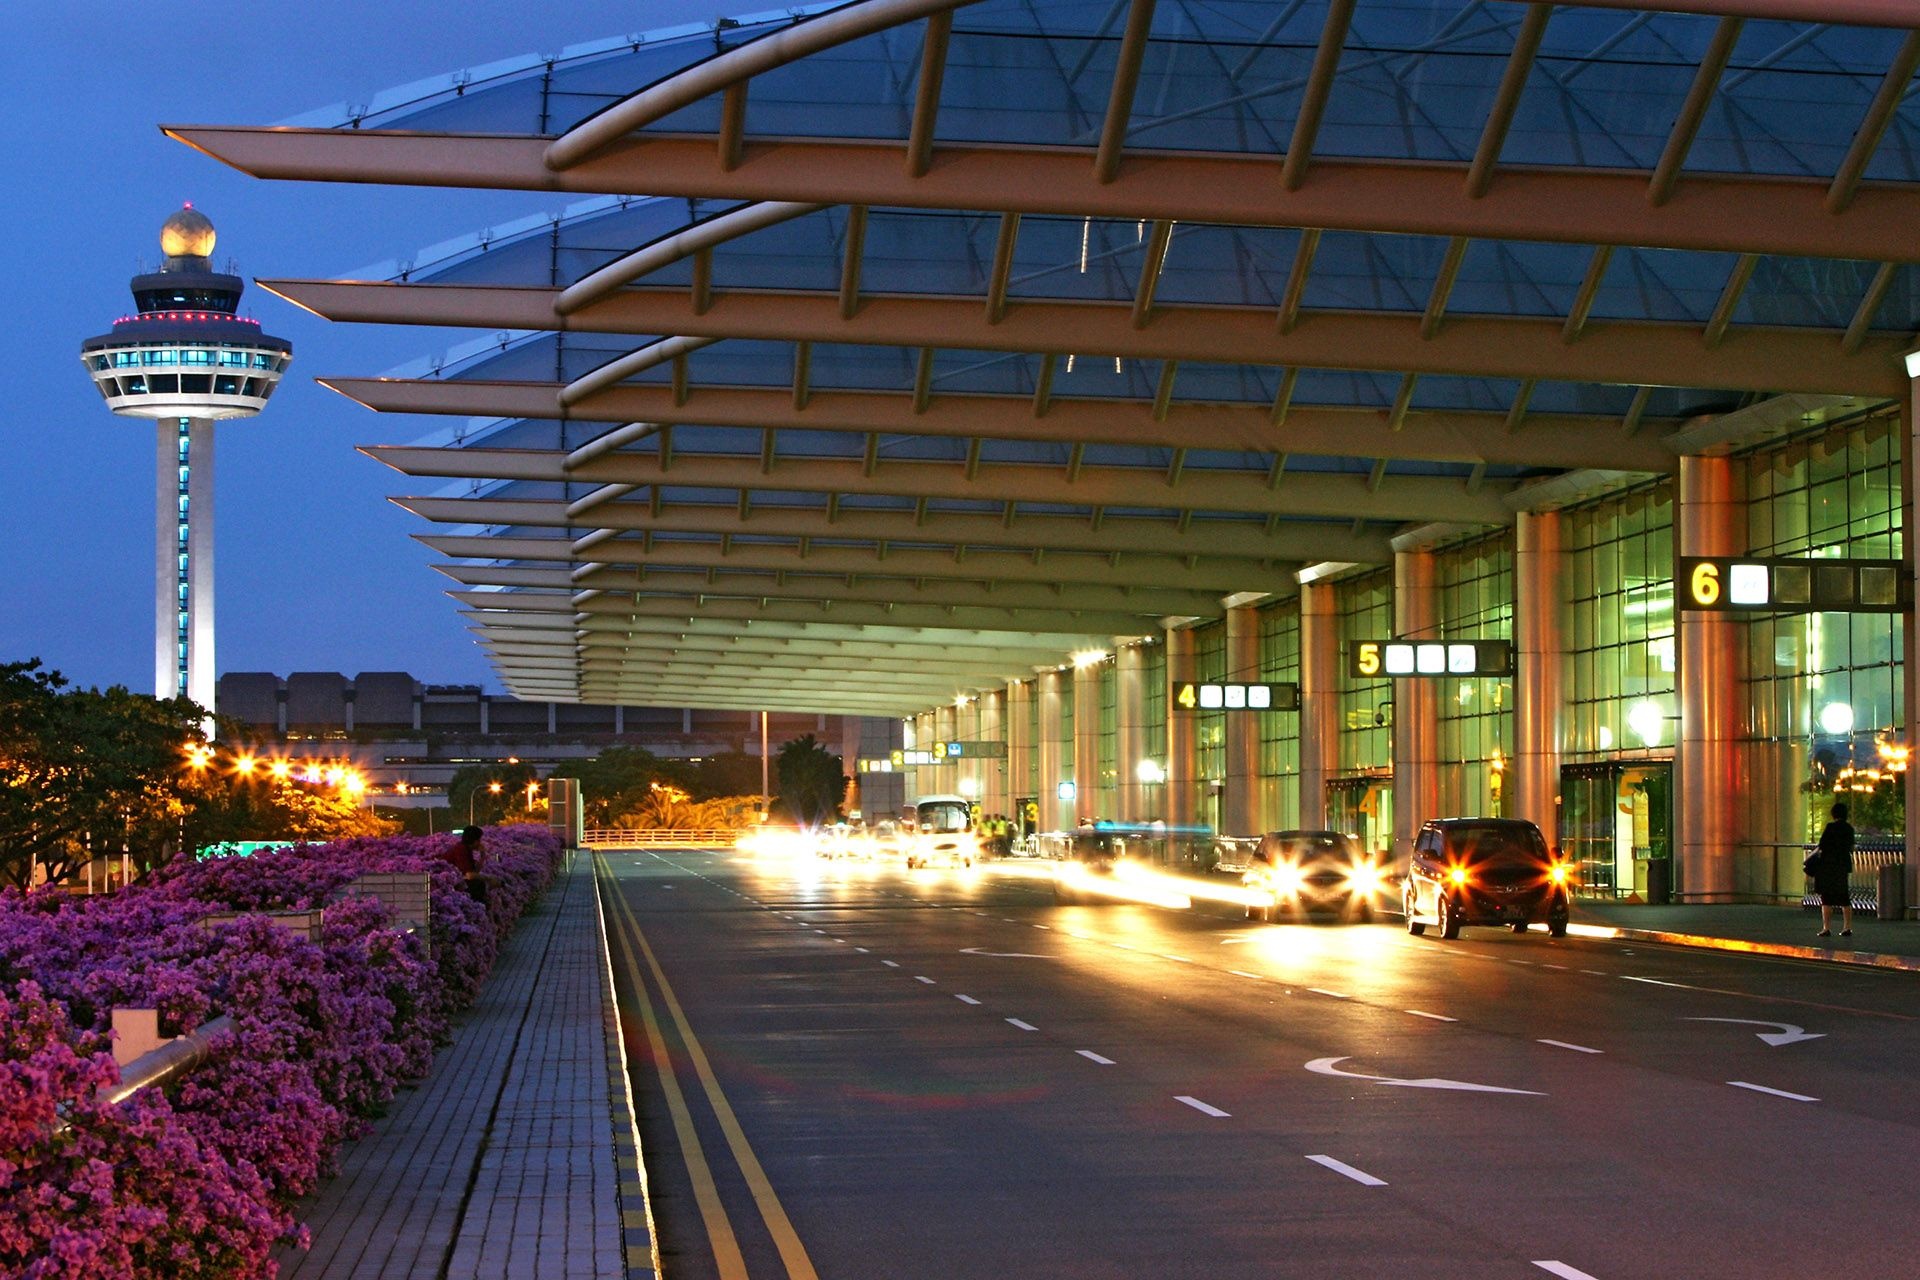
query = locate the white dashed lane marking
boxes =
[955,994,981,1005]
[1405,1009,1456,1022]
[1533,1262,1603,1280]
[1175,1096,1230,1118]
[915,976,937,985]
[1077,1050,1115,1065]
[1305,1154,1386,1187]
[1006,1018,1038,1032]
[1308,988,1349,999]
[1539,1039,1603,1054]
[882,960,901,968]
[1729,1081,1819,1102]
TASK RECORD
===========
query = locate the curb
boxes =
[1566,921,1920,973]
[589,850,662,1280]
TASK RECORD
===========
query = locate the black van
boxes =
[1403,818,1573,939]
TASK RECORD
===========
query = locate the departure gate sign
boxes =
[1172,681,1301,712]
[1349,640,1514,679]
[1678,556,1906,614]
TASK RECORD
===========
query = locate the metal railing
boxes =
[1798,839,1904,913]
[583,828,738,849]
[102,1014,236,1107]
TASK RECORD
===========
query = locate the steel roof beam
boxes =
[275,280,1908,396]
[366,444,1517,524]
[399,495,1394,562]
[420,532,1294,593]
[566,588,1181,638]
[329,373,1680,472]
[173,125,1920,264]
[566,610,1106,651]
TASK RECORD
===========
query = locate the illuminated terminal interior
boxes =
[173,0,1920,905]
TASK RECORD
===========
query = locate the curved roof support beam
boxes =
[1279,0,1356,190]
[553,200,823,316]
[1465,4,1552,199]
[560,333,715,405]
[1647,17,1743,207]
[544,0,984,170]
[1092,0,1158,184]
[1828,29,1920,214]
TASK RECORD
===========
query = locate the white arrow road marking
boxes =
[1533,1263,1602,1280]
[1306,1057,1545,1095]
[958,947,1054,958]
[1728,1080,1819,1102]
[1684,1017,1825,1047]
[1175,1095,1230,1117]
[1306,1155,1386,1186]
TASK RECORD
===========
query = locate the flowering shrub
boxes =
[0,824,564,1278]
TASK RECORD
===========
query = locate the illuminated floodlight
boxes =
[1384,644,1415,675]
[1415,643,1445,674]
[1727,562,1770,606]
[1598,725,1614,750]
[1057,780,1077,801]
[1071,648,1109,669]
[1136,759,1166,784]
[957,776,980,798]
[1819,702,1856,736]
[1447,644,1476,674]
[1627,700,1664,748]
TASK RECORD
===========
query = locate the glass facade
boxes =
[1095,663,1118,819]
[1434,532,1516,820]
[1257,603,1301,832]
[1335,571,1394,774]
[1740,414,1905,896]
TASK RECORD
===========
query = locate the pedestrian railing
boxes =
[583,828,738,849]
[1799,839,1904,913]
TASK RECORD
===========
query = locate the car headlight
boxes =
[1548,863,1571,885]
[1446,866,1470,887]
[1270,862,1304,898]
[1345,862,1384,895]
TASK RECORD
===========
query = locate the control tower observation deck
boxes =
[80,206,292,709]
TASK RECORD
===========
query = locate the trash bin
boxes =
[1645,857,1672,906]
[1878,864,1905,921]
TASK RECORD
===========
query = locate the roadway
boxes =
[594,849,1920,1280]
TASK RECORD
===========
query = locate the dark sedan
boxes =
[1241,830,1388,923]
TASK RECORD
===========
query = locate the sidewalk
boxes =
[273,851,655,1280]
[1570,899,1920,972]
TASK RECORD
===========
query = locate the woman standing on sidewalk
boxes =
[1811,802,1855,939]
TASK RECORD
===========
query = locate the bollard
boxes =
[1878,864,1905,921]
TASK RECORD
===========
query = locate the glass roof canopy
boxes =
[173,0,1920,712]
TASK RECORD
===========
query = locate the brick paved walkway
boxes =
[275,852,654,1279]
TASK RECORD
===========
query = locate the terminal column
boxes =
[1073,659,1102,824]
[934,703,957,795]
[1393,548,1440,865]
[1165,625,1199,831]
[1298,582,1339,830]
[1038,668,1068,832]
[977,689,1007,819]
[1678,454,1744,902]
[1116,641,1148,823]
[1512,510,1565,847]
[1223,599,1263,837]
[1007,679,1035,834]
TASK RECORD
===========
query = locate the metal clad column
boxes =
[1116,642,1148,822]
[1165,626,1199,832]
[154,421,177,699]
[1038,668,1068,832]
[1298,583,1339,830]
[840,715,863,820]
[1224,601,1262,837]
[1393,549,1439,865]
[1678,454,1744,901]
[1007,679,1034,833]
[1074,661,1102,824]
[1513,510,1564,846]
[934,703,957,795]
[978,689,1007,819]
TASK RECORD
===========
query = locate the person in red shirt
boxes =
[444,826,486,900]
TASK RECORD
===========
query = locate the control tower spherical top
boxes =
[160,204,216,259]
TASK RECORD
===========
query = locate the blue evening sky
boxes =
[0,2,723,695]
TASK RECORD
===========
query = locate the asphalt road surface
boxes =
[595,849,1920,1280]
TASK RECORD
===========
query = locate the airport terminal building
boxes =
[175,0,1920,903]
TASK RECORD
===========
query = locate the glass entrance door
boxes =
[1558,761,1672,898]
[1326,775,1392,859]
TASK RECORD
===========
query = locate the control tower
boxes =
[80,206,292,709]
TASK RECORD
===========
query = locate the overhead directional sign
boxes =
[1349,639,1514,680]
[1683,1017,1825,1047]
[1173,681,1300,712]
[1678,555,1906,614]
[941,740,1007,758]
[1305,1056,1544,1095]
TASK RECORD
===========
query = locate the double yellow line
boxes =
[596,854,818,1280]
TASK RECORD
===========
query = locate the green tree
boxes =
[0,660,207,889]
[446,761,538,828]
[774,735,847,827]
[685,751,767,802]
[548,745,680,825]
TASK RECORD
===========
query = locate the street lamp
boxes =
[471,779,503,826]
